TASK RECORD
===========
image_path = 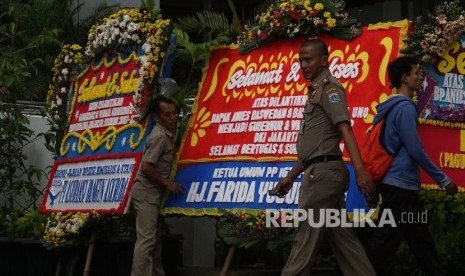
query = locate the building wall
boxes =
[0,115,54,209]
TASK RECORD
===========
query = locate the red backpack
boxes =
[361,100,406,185]
[361,120,393,185]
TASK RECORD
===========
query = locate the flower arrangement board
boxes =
[418,35,465,126]
[41,9,172,214]
[162,21,412,216]
[415,34,465,190]
[399,1,465,190]
[40,48,149,214]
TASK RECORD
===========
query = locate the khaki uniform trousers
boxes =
[281,160,376,276]
[131,196,165,276]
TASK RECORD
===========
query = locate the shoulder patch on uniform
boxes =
[328,92,340,103]
[325,87,337,94]
[320,77,330,87]
[311,77,330,90]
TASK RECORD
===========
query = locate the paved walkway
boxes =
[178,267,340,276]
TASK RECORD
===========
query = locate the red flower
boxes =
[291,10,301,21]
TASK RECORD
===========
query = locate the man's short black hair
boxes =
[388,56,419,89]
[151,95,176,115]
[301,38,329,57]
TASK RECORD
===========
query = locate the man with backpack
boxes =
[364,56,458,276]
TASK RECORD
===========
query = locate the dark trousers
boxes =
[364,184,445,276]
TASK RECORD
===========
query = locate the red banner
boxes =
[419,125,464,187]
[178,21,408,164]
[164,21,415,215]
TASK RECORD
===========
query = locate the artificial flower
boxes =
[42,211,99,249]
[401,1,465,64]
[237,0,362,54]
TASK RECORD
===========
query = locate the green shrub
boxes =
[0,208,47,239]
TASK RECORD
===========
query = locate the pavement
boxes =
[177,267,340,276]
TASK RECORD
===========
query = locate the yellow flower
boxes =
[247,30,254,40]
[314,3,324,10]
[323,12,331,18]
[326,18,336,28]
[303,0,311,7]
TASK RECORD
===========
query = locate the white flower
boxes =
[139,55,148,65]
[128,22,138,32]
[129,102,136,113]
[61,68,69,76]
[142,42,152,53]
[60,87,66,93]
[424,108,432,118]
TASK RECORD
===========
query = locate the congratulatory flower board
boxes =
[41,9,171,214]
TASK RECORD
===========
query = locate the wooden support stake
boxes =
[55,253,62,276]
[82,230,97,276]
[220,245,236,276]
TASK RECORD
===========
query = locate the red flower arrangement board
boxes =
[163,20,464,216]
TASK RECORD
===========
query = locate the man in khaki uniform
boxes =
[272,39,376,276]
[130,95,183,276]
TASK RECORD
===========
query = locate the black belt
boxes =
[301,155,342,169]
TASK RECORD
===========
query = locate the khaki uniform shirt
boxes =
[296,68,350,162]
[130,123,174,204]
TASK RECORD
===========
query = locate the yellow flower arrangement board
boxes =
[41,9,171,214]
